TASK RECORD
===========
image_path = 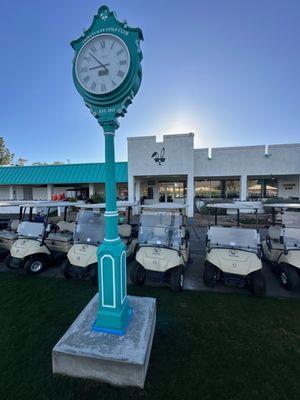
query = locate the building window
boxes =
[248,178,278,199]
[143,186,154,200]
[174,182,185,198]
[118,185,128,200]
[225,180,240,199]
[264,179,278,198]
[195,179,240,199]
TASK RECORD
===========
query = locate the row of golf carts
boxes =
[204,202,300,295]
[0,201,189,291]
[0,200,299,294]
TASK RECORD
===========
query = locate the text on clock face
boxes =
[76,33,130,95]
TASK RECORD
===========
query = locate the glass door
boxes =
[159,183,174,203]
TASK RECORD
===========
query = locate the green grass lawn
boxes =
[0,272,300,400]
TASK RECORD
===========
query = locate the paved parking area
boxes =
[0,227,299,299]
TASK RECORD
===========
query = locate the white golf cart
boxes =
[62,202,138,285]
[0,201,29,253]
[204,203,265,295]
[262,203,300,290]
[130,204,190,292]
[5,201,79,274]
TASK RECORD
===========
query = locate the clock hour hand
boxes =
[89,52,108,71]
[89,64,110,70]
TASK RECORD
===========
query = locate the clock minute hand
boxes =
[89,52,108,71]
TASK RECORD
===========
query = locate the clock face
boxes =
[75,34,131,95]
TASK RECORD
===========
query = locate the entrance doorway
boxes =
[159,183,174,203]
[158,182,186,203]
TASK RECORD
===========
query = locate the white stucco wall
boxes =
[32,186,48,200]
[128,133,195,216]
[194,143,300,178]
[128,133,194,177]
[0,186,10,200]
[278,176,299,198]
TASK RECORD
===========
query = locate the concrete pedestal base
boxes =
[52,294,156,388]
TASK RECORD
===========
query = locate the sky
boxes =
[0,0,299,164]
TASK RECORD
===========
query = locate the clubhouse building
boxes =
[0,133,300,217]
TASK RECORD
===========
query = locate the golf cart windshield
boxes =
[281,212,300,249]
[74,210,105,245]
[207,226,260,253]
[139,211,182,249]
[282,212,300,228]
[17,221,45,239]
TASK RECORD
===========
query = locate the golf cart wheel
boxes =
[251,270,266,296]
[89,263,98,286]
[203,262,218,287]
[62,260,73,279]
[279,264,300,291]
[24,256,46,275]
[170,266,184,292]
[130,262,145,285]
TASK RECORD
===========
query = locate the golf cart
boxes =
[5,201,79,274]
[0,201,29,253]
[62,202,138,284]
[262,203,300,290]
[204,203,265,295]
[130,204,190,292]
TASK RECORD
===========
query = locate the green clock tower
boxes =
[71,5,143,334]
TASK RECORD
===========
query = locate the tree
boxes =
[0,137,13,165]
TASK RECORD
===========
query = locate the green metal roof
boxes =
[0,162,128,185]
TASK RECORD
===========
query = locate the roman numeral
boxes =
[117,49,124,56]
[81,67,88,73]
[101,83,106,92]
[83,76,90,83]
[110,41,116,50]
[91,82,96,91]
[119,60,127,65]
[117,70,125,78]
[83,56,90,62]
[90,45,96,53]
[111,80,117,87]
[100,40,105,49]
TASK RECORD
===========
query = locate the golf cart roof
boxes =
[21,201,83,208]
[76,201,136,210]
[206,203,260,211]
[264,203,300,210]
[0,200,35,207]
[140,203,187,211]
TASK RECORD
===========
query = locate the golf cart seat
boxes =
[0,230,18,240]
[47,232,73,242]
[10,220,20,231]
[0,219,20,240]
[118,224,132,238]
[267,226,282,241]
[207,226,260,251]
[56,221,75,233]
[283,228,300,247]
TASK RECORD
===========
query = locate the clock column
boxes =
[93,119,130,334]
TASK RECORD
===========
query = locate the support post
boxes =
[93,120,130,334]
[240,175,247,201]
[9,186,14,200]
[89,183,95,198]
[47,184,53,200]
[187,174,194,218]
